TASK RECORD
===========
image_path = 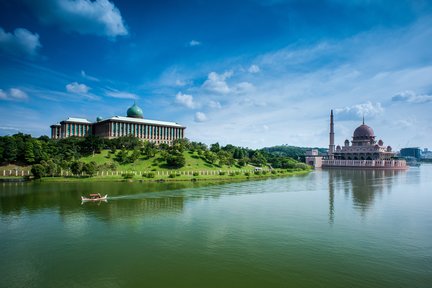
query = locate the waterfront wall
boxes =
[322,159,407,169]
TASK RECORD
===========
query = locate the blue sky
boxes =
[0,0,431,149]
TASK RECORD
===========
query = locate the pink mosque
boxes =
[306,110,407,169]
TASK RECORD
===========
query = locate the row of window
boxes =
[111,122,182,139]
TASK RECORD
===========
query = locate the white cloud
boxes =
[189,40,201,46]
[209,100,222,109]
[28,0,128,38]
[0,88,28,101]
[392,90,432,104]
[334,102,384,121]
[195,112,207,122]
[248,64,260,73]
[176,92,197,109]
[66,82,90,94]
[81,70,99,82]
[106,91,139,99]
[0,27,41,57]
[202,71,233,94]
[235,82,255,94]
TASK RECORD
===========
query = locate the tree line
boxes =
[0,133,310,178]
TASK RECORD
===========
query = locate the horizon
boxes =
[1,0,431,149]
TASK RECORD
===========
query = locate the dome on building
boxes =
[127,102,144,119]
[96,116,103,122]
[353,124,375,138]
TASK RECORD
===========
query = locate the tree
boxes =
[24,141,35,164]
[70,161,84,175]
[204,150,218,164]
[210,142,220,153]
[166,153,186,168]
[251,151,267,167]
[31,164,45,179]
[83,161,97,177]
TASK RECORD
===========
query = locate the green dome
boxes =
[127,102,144,119]
[96,116,103,122]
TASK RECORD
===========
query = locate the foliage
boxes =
[31,164,45,179]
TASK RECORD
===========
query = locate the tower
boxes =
[329,110,335,160]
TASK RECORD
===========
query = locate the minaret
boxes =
[329,110,335,160]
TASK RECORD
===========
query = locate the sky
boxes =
[0,0,431,149]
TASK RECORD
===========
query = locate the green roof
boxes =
[127,102,144,118]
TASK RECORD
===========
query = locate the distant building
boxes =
[50,102,186,145]
[319,110,406,169]
[400,147,422,160]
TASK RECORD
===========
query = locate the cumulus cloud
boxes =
[106,91,138,99]
[195,112,207,122]
[0,27,41,57]
[202,71,233,94]
[0,88,28,101]
[27,0,128,38]
[176,92,197,109]
[248,64,260,73]
[391,90,432,104]
[189,40,201,46]
[66,82,90,94]
[334,101,384,121]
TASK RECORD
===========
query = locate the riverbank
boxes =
[30,168,311,183]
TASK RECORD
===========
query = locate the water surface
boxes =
[1,165,431,287]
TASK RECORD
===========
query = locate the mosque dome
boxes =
[353,124,375,139]
[96,116,103,122]
[127,102,144,119]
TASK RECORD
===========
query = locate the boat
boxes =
[81,193,108,202]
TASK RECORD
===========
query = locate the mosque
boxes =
[306,110,407,169]
[50,102,186,145]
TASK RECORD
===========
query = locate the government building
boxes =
[306,110,406,169]
[50,103,186,145]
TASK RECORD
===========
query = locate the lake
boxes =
[1,165,431,288]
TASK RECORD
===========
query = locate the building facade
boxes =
[310,110,406,169]
[50,103,186,145]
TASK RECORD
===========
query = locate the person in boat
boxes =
[89,193,102,199]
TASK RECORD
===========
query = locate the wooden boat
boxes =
[81,193,108,202]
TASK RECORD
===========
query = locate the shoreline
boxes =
[0,169,311,183]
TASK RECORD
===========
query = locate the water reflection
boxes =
[328,169,405,222]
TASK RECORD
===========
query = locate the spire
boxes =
[329,110,335,160]
[362,114,365,125]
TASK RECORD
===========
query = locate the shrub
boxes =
[122,173,134,179]
[193,172,199,176]
[254,170,261,175]
[271,170,277,175]
[244,172,250,176]
[31,164,45,179]
[143,172,155,178]
[168,174,176,178]
[219,171,226,176]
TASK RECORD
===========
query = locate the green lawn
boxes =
[80,149,256,172]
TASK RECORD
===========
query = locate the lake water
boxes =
[1,165,431,288]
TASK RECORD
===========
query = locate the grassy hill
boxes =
[80,149,258,172]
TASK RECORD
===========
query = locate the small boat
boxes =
[81,193,108,202]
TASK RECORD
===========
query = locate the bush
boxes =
[122,173,134,179]
[219,171,226,176]
[229,172,235,176]
[244,172,250,176]
[143,172,155,178]
[31,164,45,179]
[271,170,277,174]
[168,174,176,178]
[193,172,199,176]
